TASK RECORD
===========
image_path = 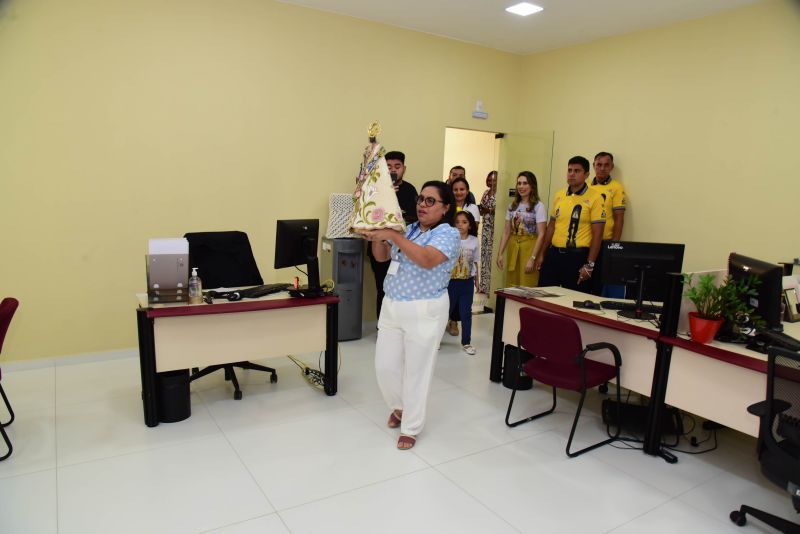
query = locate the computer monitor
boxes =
[274,219,322,296]
[601,241,686,320]
[728,252,783,332]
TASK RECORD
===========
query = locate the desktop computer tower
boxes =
[321,238,363,340]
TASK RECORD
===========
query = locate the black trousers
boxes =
[367,246,390,319]
[538,247,593,294]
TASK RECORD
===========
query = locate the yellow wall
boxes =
[0,0,522,360]
[2,0,798,361]
[518,0,800,272]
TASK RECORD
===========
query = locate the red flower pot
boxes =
[688,312,724,344]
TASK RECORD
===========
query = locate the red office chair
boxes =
[0,297,20,461]
[505,306,623,457]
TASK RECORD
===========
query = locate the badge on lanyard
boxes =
[387,259,400,276]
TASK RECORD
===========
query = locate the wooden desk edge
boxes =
[496,290,660,341]
[144,295,340,318]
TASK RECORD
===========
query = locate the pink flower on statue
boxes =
[354,189,361,198]
[372,207,385,222]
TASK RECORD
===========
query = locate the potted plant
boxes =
[681,273,760,343]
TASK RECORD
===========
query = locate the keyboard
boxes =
[206,283,292,301]
[754,329,800,352]
[238,283,293,299]
[600,300,663,314]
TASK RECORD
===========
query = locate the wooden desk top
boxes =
[496,287,661,340]
[136,292,339,319]
[498,286,800,374]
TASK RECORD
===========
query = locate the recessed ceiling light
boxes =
[505,2,543,17]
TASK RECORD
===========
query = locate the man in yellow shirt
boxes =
[589,151,626,296]
[536,156,606,292]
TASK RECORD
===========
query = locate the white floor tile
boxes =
[200,379,352,434]
[678,469,798,529]
[56,391,222,466]
[608,499,742,533]
[0,324,780,534]
[1,366,55,416]
[55,357,141,406]
[437,435,671,534]
[227,407,428,510]
[203,514,290,534]
[279,469,520,534]
[0,469,57,534]
[57,436,272,534]
[0,407,56,479]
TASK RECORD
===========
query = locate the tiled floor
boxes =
[0,314,795,533]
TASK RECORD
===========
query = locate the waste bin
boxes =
[502,345,533,390]
[157,369,191,423]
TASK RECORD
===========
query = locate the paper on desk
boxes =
[148,238,189,255]
[502,286,561,298]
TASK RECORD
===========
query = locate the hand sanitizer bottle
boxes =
[188,267,203,304]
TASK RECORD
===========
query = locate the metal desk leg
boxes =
[490,295,506,382]
[136,309,159,427]
[324,302,338,396]
[644,341,677,463]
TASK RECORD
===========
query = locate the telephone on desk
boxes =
[746,329,800,353]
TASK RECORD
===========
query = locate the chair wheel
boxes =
[270,374,278,383]
[234,390,243,400]
[729,511,746,526]
[599,383,609,394]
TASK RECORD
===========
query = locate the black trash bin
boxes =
[157,369,191,423]
[502,345,533,390]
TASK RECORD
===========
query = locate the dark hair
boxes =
[510,171,540,212]
[454,210,478,237]
[568,156,590,172]
[420,180,455,227]
[594,151,614,162]
[450,176,470,192]
[450,165,465,174]
[385,151,405,164]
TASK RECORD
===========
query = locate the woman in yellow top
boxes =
[496,171,547,287]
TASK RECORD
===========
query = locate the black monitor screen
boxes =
[601,241,685,302]
[728,252,783,331]
[274,219,320,289]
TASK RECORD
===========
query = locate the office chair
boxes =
[505,306,623,457]
[0,297,20,461]
[184,231,277,400]
[730,346,800,533]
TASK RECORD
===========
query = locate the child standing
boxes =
[447,211,480,355]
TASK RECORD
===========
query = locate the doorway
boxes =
[443,127,555,311]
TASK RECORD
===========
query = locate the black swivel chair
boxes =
[730,346,800,533]
[184,231,277,400]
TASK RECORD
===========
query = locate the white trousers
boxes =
[375,293,449,436]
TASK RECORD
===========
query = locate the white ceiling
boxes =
[276,0,761,55]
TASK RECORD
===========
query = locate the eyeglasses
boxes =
[416,195,445,207]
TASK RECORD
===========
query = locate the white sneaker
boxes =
[462,344,476,355]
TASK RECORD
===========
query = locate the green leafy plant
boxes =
[682,273,762,323]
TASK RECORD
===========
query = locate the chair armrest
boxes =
[747,399,791,418]
[583,342,622,367]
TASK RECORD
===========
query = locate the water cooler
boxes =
[321,238,363,340]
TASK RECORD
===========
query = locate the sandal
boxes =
[397,434,416,450]
[387,410,402,429]
[462,344,476,355]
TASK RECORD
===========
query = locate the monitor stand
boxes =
[289,243,325,298]
[618,267,656,321]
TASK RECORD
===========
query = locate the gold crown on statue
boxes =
[367,121,381,139]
